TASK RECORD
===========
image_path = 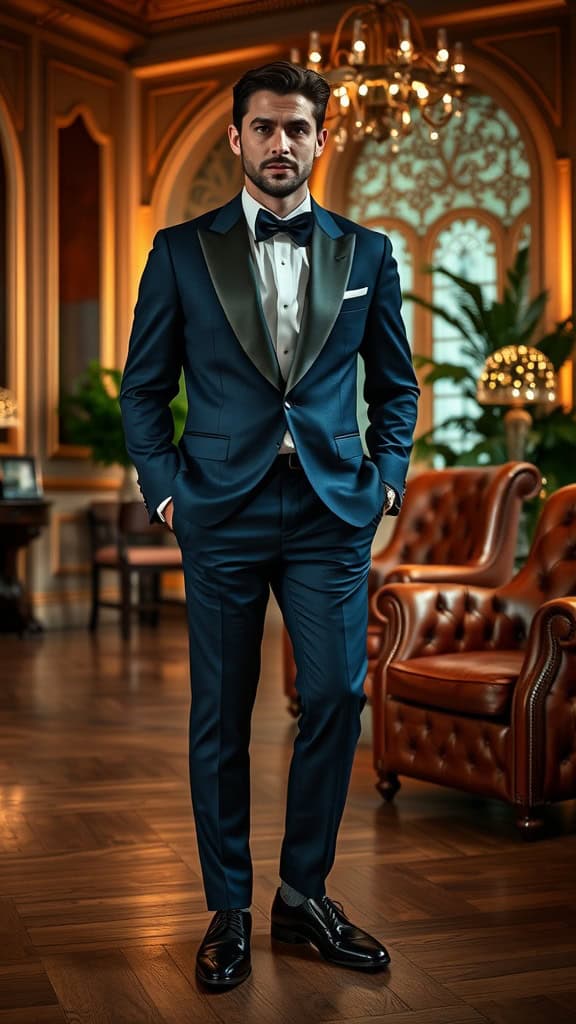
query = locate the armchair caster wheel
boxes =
[516,807,544,837]
[287,696,302,718]
[376,771,401,803]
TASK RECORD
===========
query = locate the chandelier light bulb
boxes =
[305,1,467,149]
[452,41,465,78]
[352,18,366,60]
[308,30,322,66]
[436,26,448,64]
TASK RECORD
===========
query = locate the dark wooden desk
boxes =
[0,499,51,633]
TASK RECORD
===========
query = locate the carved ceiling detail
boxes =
[46,0,322,31]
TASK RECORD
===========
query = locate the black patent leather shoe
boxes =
[271,890,390,971]
[196,909,252,989]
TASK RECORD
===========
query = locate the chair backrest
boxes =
[118,500,165,543]
[87,501,120,553]
[374,462,541,586]
[499,484,576,609]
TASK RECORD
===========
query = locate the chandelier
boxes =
[297,0,467,152]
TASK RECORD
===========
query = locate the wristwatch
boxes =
[382,483,396,514]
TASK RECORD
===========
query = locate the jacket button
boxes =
[284,400,292,410]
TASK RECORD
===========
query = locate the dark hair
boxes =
[232,61,330,134]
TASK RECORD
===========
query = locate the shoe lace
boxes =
[208,909,247,941]
[320,896,349,928]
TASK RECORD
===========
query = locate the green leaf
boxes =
[402,292,476,344]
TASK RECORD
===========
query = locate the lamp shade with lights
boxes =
[476,345,557,461]
[0,386,18,427]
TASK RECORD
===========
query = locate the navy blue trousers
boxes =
[172,458,380,910]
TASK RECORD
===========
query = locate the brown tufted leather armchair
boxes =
[283,462,541,713]
[371,484,576,832]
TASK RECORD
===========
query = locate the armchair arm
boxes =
[386,562,516,586]
[370,580,532,666]
[512,597,576,806]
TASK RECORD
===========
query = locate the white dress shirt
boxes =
[241,186,310,455]
[158,187,312,520]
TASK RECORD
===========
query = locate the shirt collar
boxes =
[242,186,312,241]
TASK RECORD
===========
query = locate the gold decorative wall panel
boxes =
[51,511,91,577]
[46,60,118,458]
[143,78,218,195]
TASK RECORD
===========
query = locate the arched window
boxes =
[430,217,498,452]
[345,92,532,449]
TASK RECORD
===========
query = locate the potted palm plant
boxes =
[59,360,187,498]
[405,247,576,512]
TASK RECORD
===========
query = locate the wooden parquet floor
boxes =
[1,608,576,1023]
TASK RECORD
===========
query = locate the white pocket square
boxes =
[343,287,368,299]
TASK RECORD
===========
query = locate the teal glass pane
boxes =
[346,93,531,237]
[431,217,498,454]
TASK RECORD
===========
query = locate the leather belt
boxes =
[277,452,303,470]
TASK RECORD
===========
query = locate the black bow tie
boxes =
[254,208,314,247]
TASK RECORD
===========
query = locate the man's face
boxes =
[228,90,327,199]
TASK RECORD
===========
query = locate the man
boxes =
[120,61,419,990]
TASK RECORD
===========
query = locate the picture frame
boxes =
[0,455,43,500]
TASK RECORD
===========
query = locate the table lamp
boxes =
[477,344,557,460]
[0,386,19,427]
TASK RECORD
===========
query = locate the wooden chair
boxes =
[88,500,183,638]
[283,462,541,713]
[371,484,576,833]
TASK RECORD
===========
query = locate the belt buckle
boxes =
[288,452,299,470]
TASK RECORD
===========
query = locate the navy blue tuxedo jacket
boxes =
[120,193,419,529]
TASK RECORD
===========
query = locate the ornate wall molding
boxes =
[0,37,25,134]
[0,91,26,456]
[46,59,117,458]
[50,510,90,577]
[142,77,218,199]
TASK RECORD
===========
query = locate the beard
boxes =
[240,150,313,198]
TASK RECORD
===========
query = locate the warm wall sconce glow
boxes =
[0,386,19,427]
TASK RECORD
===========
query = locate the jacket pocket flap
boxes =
[183,432,230,461]
[335,433,363,460]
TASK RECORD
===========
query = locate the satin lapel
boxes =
[198,217,283,392]
[285,226,356,393]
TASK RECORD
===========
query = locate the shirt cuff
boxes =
[382,482,397,512]
[157,496,173,522]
